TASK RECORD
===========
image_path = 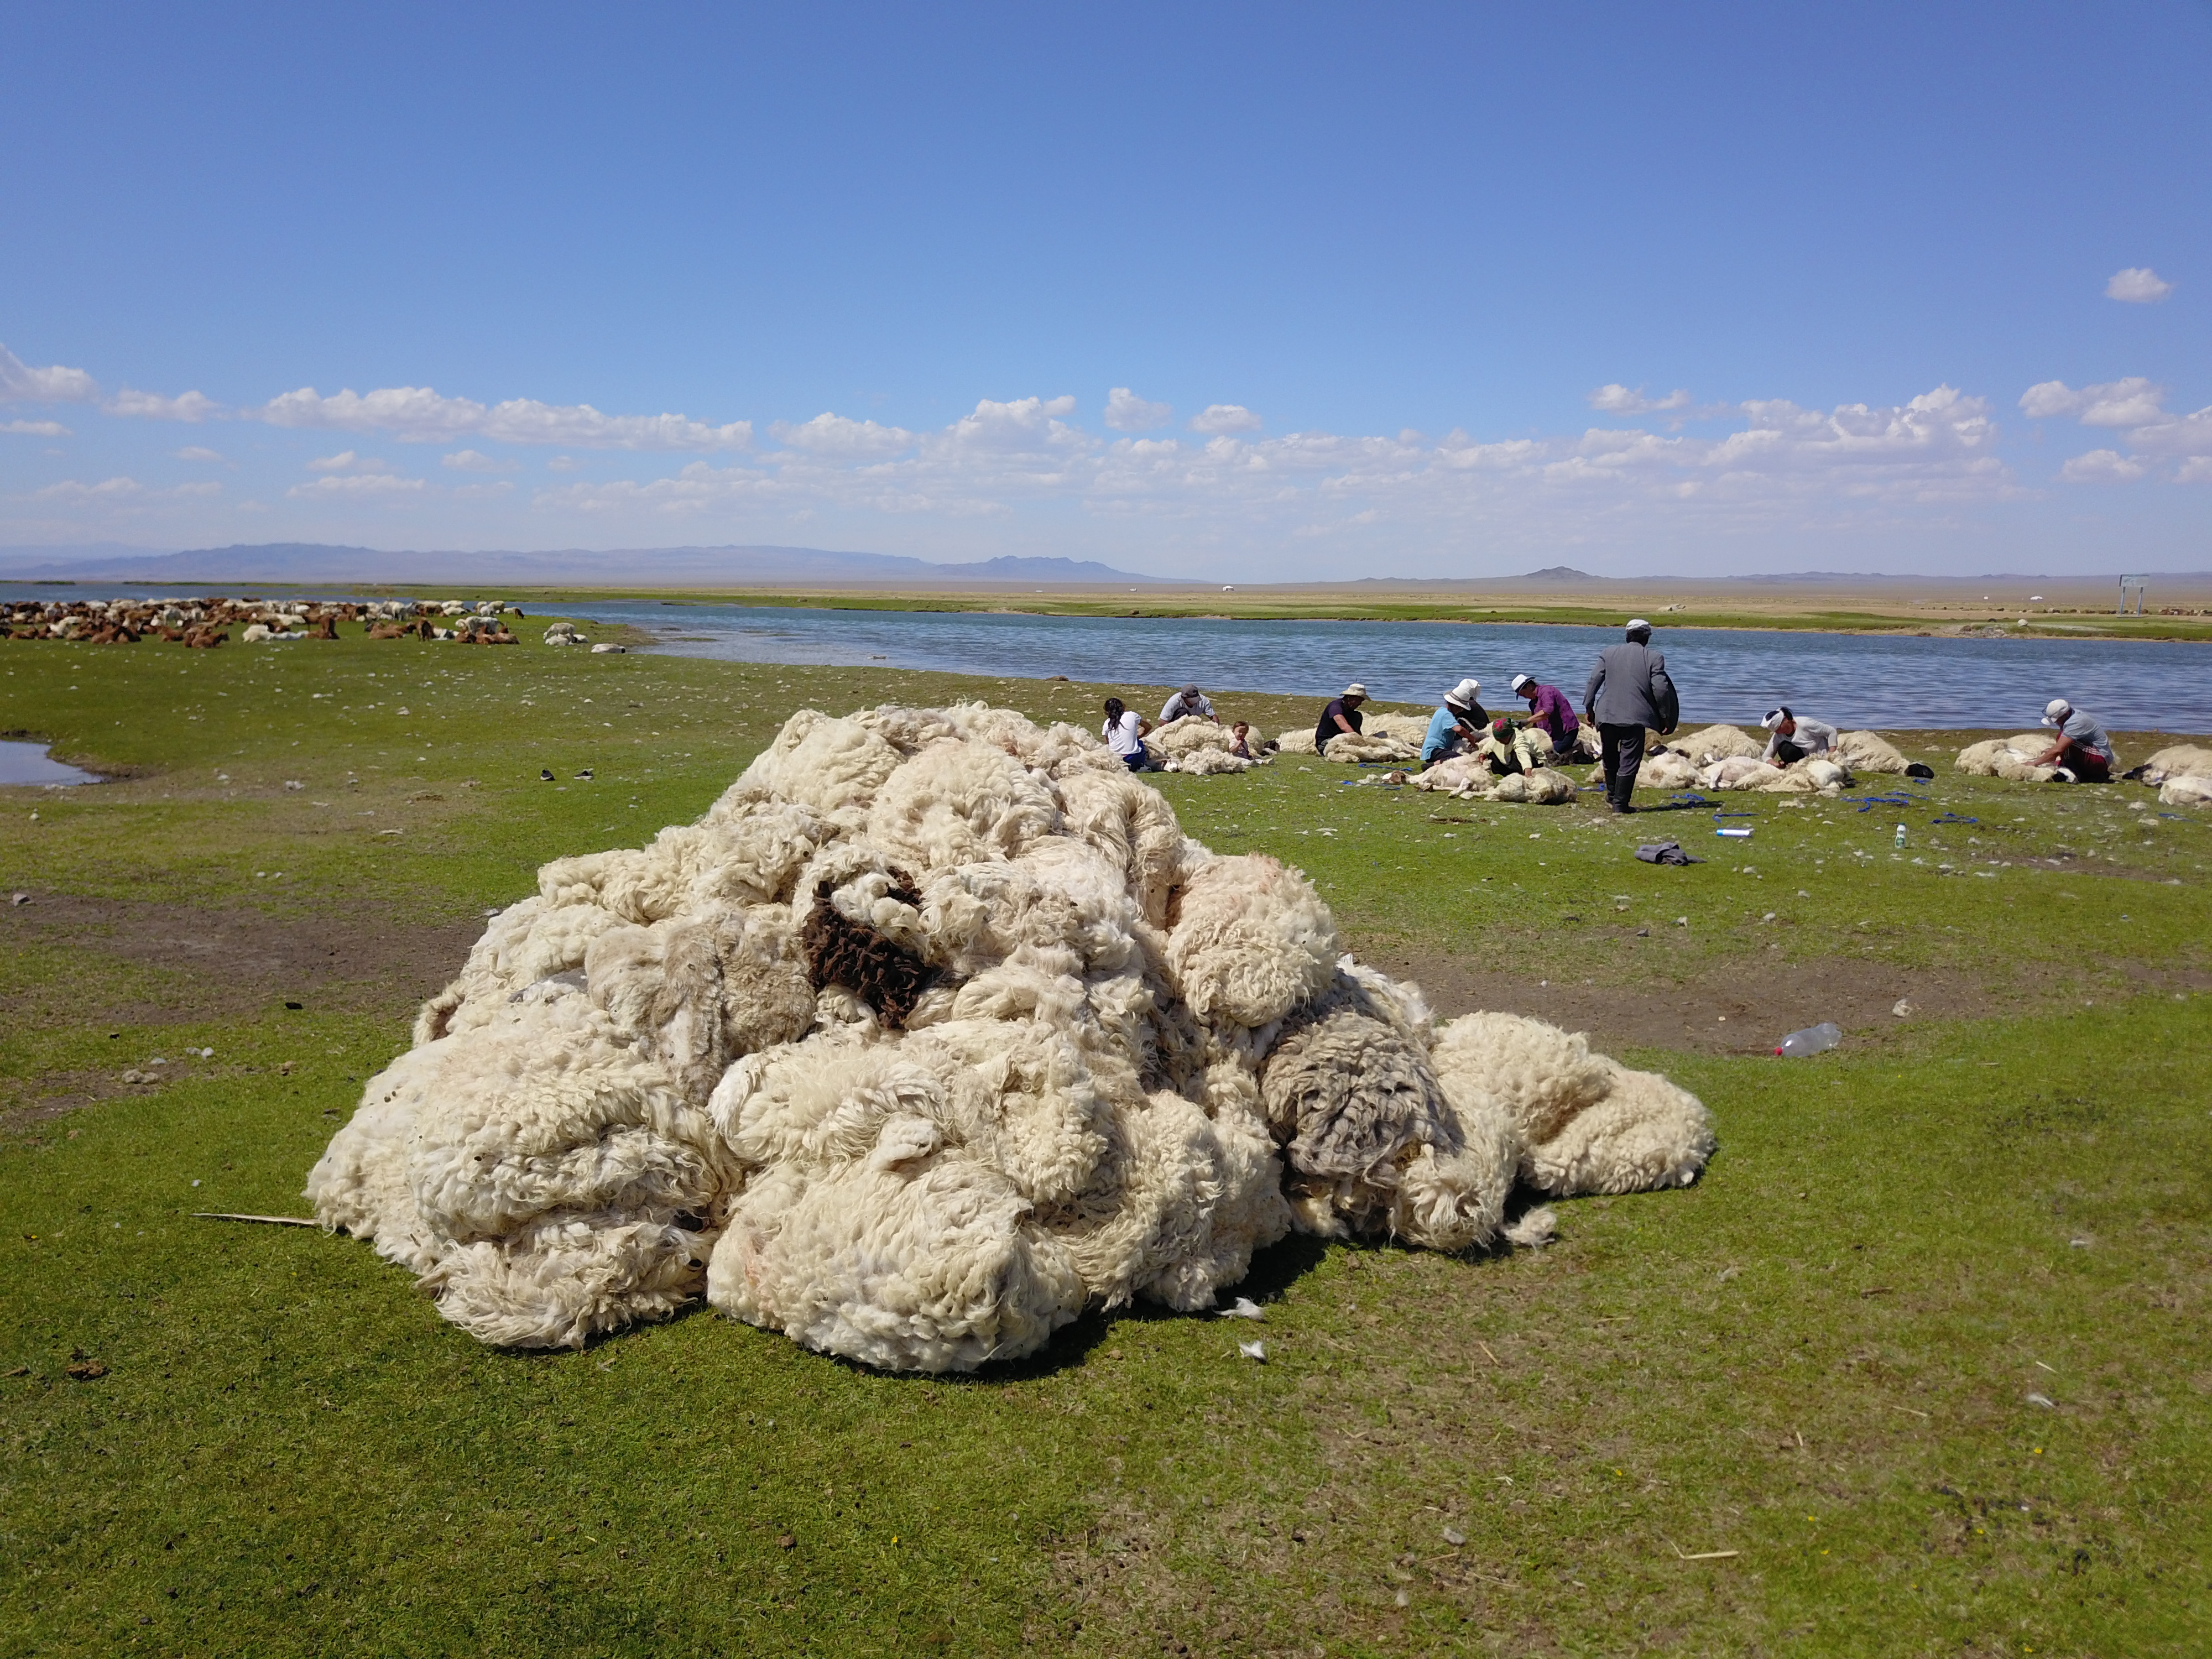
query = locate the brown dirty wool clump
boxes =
[306,700,1717,1369]
[798,874,933,1028]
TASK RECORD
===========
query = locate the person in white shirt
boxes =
[1159,685,1217,724]
[1102,697,1157,771]
[1760,707,1839,765]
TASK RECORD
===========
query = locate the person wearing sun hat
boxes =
[1420,677,1486,768]
[2032,697,2115,782]
[1511,671,1584,758]
[1582,619,1679,812]
[1313,682,1370,754]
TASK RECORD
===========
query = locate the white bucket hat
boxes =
[1444,676,1480,710]
[1509,673,1533,694]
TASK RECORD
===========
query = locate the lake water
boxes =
[579,602,2211,732]
[0,740,102,786]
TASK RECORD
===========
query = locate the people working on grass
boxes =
[1478,716,1548,777]
[1420,678,1485,769]
[1760,706,1839,765]
[1510,672,1582,758]
[1314,683,1369,754]
[1101,697,1157,771]
[2034,697,2116,782]
[1159,684,1217,724]
[1583,619,1680,813]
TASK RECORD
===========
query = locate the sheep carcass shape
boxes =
[309,703,1714,1368]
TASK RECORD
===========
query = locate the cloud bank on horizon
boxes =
[4,337,2206,572]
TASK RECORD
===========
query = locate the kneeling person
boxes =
[1760,706,1839,765]
[2034,698,2116,782]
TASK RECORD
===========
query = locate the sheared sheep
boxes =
[309,701,1714,1369]
[2140,745,2212,785]
[1632,749,1701,794]
[1955,735,2060,783]
[2160,774,2212,807]
[1676,724,1766,764]
[1317,731,1418,765]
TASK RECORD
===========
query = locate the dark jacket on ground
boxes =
[1584,641,1679,732]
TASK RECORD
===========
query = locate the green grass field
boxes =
[3,628,2208,1657]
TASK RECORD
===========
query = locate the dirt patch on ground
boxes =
[0,890,482,1025]
[1352,938,2029,1056]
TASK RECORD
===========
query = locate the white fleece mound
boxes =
[309,702,1713,1368]
[1955,734,2061,782]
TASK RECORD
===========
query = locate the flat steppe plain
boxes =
[3,625,2208,1657]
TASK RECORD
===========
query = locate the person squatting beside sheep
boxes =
[307,701,1715,1372]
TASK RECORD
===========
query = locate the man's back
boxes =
[1586,641,1678,731]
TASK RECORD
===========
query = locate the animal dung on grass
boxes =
[307,702,1714,1368]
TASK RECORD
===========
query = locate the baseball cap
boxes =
[1444,676,1480,709]
[1509,673,1533,693]
[1343,682,1369,698]
[1182,684,1201,695]
[2041,697,2071,727]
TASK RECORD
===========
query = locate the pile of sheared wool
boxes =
[1955,734,2062,782]
[307,702,1713,1370]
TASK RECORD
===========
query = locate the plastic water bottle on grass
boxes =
[1894,823,1907,848]
[1776,1022,1841,1058]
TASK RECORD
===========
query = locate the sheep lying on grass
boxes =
[309,703,1713,1368]
[1675,724,1766,764]
[1412,758,1577,804]
[2140,745,2212,786]
[1955,734,2062,782]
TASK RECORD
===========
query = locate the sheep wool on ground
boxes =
[307,702,1714,1370]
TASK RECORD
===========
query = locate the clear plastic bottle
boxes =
[1894,823,1907,848]
[1776,1021,1841,1058]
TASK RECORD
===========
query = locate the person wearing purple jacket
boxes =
[1511,672,1583,759]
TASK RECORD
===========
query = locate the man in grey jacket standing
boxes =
[1583,619,1680,812]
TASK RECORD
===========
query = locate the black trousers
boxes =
[1599,723,1646,808]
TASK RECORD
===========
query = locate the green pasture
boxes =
[2,627,2208,1656]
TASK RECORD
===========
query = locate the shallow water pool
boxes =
[0,740,101,786]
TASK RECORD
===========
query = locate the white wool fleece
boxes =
[312,701,1714,1369]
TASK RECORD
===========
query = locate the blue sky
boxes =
[3,2,2206,578]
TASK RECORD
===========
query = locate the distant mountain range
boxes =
[0,542,1174,587]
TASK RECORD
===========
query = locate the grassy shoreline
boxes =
[3,627,2208,1655]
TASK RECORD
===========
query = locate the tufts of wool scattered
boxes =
[2140,744,2212,785]
[311,701,1713,1369]
[1677,724,1766,764]
[1837,730,1911,774]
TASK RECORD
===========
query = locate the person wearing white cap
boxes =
[1760,705,1839,765]
[1420,677,1488,769]
[1313,682,1370,754]
[2032,697,2116,782]
[1511,671,1585,758]
[1582,619,1679,812]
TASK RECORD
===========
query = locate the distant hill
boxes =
[0,542,1175,587]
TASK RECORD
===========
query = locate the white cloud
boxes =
[1190,403,1263,434]
[258,384,753,451]
[441,447,519,473]
[287,472,425,498]
[305,450,393,473]
[547,455,583,473]
[2117,404,2212,457]
[175,445,224,462]
[452,480,515,499]
[2105,267,2173,304]
[2177,456,2212,484]
[33,475,142,501]
[1588,384,1692,414]
[2059,449,2147,483]
[1104,387,1173,432]
[0,343,98,404]
[107,387,218,421]
[768,413,915,457]
[4,419,71,437]
[2018,377,2164,426]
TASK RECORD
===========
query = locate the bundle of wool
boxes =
[1677,724,1766,764]
[1836,730,1911,774]
[1272,728,1319,755]
[2160,774,2212,807]
[1632,749,1700,793]
[1147,716,1238,760]
[2140,744,2212,785]
[310,701,1714,1369]
[1170,748,1251,776]
[1955,735,2059,782]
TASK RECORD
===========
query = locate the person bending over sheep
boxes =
[1420,679,1485,769]
[1477,717,1547,778]
[1159,685,1217,724]
[1510,673,1584,758]
[1314,683,1369,755]
[2033,697,2116,782]
[1760,707,1839,765]
[1102,697,1161,772]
